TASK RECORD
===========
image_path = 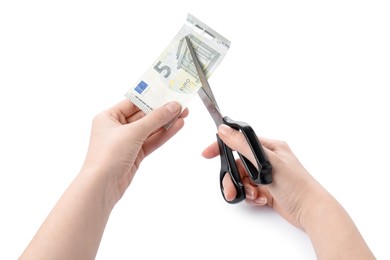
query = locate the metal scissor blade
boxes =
[184,36,219,108]
[198,87,224,128]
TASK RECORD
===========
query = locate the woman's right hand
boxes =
[202,124,325,229]
[202,124,375,259]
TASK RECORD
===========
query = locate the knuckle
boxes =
[238,135,248,150]
[153,113,164,123]
[275,139,289,149]
[91,111,105,125]
[151,109,167,122]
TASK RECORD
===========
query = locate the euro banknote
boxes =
[125,13,230,116]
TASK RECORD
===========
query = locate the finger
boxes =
[201,141,219,159]
[217,124,257,164]
[202,129,277,160]
[235,159,258,200]
[142,117,185,156]
[141,107,189,139]
[104,99,140,125]
[246,196,268,207]
[258,137,280,152]
[218,124,279,166]
[236,156,270,205]
[244,186,268,206]
[222,173,237,201]
[180,108,189,119]
[130,101,181,140]
[126,106,188,125]
[127,110,146,124]
[253,189,269,206]
[221,160,251,201]
[112,99,141,118]
[243,182,257,200]
[258,137,292,154]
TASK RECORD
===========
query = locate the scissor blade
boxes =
[184,36,219,107]
[198,87,224,128]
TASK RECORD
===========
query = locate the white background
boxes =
[0,0,389,259]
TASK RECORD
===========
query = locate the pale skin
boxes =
[20,100,375,259]
[202,124,375,260]
[20,100,188,260]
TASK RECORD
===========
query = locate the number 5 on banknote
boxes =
[125,13,230,115]
[153,61,171,78]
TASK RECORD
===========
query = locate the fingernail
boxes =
[245,188,255,200]
[165,102,181,113]
[255,196,267,205]
[218,124,230,136]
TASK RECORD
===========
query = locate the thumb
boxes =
[218,124,275,167]
[132,101,181,139]
[217,124,255,162]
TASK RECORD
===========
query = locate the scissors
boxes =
[184,36,272,204]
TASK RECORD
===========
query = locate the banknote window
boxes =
[194,24,204,34]
[204,30,215,40]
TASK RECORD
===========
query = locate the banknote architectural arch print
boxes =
[125,13,230,114]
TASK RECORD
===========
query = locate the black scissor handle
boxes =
[217,117,273,204]
[223,116,273,185]
[217,134,246,204]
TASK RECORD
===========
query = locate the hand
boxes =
[202,124,327,229]
[20,99,189,260]
[82,99,189,203]
[202,124,375,259]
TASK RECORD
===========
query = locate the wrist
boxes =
[77,165,120,211]
[296,181,375,259]
[298,182,338,232]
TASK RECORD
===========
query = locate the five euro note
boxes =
[125,14,230,115]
